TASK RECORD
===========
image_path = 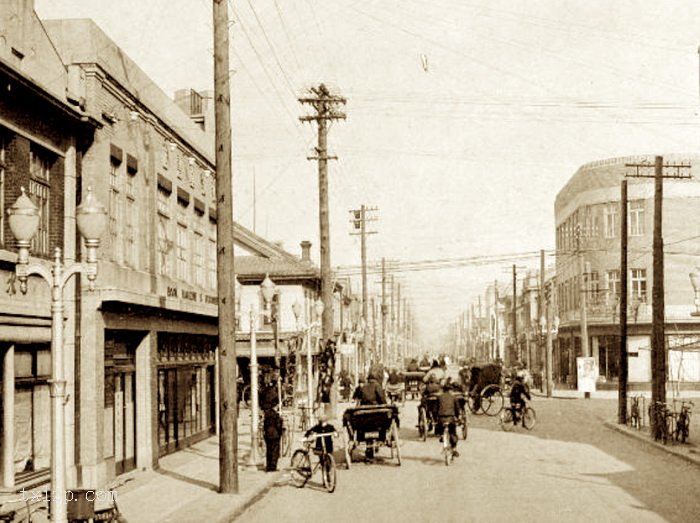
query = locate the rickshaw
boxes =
[342,405,402,467]
[466,363,505,416]
[403,371,425,400]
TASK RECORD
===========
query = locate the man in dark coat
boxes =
[263,408,284,472]
[360,376,387,406]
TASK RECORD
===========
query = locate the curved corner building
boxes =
[554,154,700,390]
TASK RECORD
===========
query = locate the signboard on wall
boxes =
[338,343,355,355]
[577,357,598,393]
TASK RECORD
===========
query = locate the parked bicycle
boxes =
[0,493,47,523]
[674,400,694,443]
[290,433,338,493]
[628,395,643,430]
[649,401,674,444]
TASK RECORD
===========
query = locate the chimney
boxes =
[300,241,312,262]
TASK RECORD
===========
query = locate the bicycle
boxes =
[499,403,536,432]
[628,395,642,430]
[649,401,674,444]
[439,421,458,466]
[0,493,47,523]
[290,433,338,493]
[674,400,694,443]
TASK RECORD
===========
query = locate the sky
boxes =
[34,0,700,346]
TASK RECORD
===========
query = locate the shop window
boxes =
[28,146,53,256]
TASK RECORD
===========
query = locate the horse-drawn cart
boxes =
[342,405,401,467]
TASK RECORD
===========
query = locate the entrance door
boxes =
[104,331,139,476]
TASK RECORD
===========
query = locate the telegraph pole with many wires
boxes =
[213,0,237,494]
[349,205,378,370]
[624,156,691,433]
[299,84,346,340]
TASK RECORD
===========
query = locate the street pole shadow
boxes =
[155,467,218,492]
[396,455,444,466]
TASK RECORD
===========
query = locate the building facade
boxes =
[0,1,100,491]
[554,154,700,389]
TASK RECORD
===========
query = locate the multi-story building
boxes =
[555,154,700,389]
[0,1,99,491]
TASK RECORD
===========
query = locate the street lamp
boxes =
[292,298,324,424]
[7,187,106,523]
[689,267,700,316]
[247,274,276,468]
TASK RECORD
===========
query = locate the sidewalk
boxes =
[0,414,295,523]
[532,387,700,468]
[116,415,293,523]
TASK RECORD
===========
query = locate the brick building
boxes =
[554,154,700,389]
[0,0,100,492]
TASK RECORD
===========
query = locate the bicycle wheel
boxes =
[523,407,536,430]
[280,428,290,457]
[418,407,428,441]
[443,437,452,466]
[322,454,337,493]
[499,409,515,432]
[242,385,252,408]
[290,450,311,488]
[481,385,504,416]
[390,420,402,466]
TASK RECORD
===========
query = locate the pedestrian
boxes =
[263,408,284,472]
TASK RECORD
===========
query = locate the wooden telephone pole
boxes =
[213,0,237,494]
[350,206,378,369]
[299,84,346,340]
[625,156,691,433]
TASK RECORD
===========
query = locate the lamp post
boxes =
[292,298,324,423]
[7,187,106,523]
[247,274,276,468]
[690,268,700,317]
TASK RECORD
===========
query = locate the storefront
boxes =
[156,332,216,457]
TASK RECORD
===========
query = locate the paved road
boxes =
[237,398,700,523]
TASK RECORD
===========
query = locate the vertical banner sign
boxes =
[577,357,598,393]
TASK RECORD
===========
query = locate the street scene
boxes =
[2,1,700,522]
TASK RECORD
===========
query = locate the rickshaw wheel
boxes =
[390,420,402,466]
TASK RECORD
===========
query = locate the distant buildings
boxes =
[460,154,700,392]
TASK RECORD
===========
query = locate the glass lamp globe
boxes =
[260,273,276,304]
[76,187,107,241]
[7,187,39,242]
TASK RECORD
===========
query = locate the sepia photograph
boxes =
[1,1,700,521]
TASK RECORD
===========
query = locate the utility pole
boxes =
[299,84,346,340]
[396,283,401,363]
[390,275,396,364]
[619,180,629,424]
[381,258,387,362]
[575,223,591,398]
[625,156,691,434]
[539,249,545,389]
[349,206,378,370]
[213,0,237,494]
[512,264,518,365]
[493,280,499,362]
[545,280,553,397]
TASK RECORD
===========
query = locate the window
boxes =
[109,159,123,263]
[207,239,216,289]
[125,197,136,267]
[0,134,5,245]
[176,223,188,280]
[604,203,618,239]
[193,232,204,286]
[157,185,170,216]
[629,200,645,236]
[589,270,600,304]
[161,142,170,170]
[607,270,620,301]
[158,217,172,276]
[631,268,647,302]
[28,146,53,256]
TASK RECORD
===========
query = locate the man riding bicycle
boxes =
[508,373,531,423]
[436,382,460,457]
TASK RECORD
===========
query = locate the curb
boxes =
[603,421,700,468]
[220,470,284,523]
